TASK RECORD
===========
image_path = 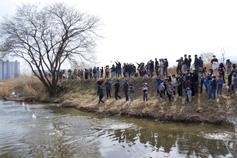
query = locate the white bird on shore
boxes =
[32,114,36,119]
[22,102,25,107]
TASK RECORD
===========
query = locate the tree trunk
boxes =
[48,87,57,97]
[48,76,58,97]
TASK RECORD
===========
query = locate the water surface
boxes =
[0,100,236,158]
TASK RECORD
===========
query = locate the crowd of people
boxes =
[58,58,170,80]
[59,54,237,104]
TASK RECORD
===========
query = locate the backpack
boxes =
[158,83,165,92]
[204,78,209,86]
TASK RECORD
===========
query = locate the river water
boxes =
[0,100,236,158]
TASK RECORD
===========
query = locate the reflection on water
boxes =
[0,100,236,158]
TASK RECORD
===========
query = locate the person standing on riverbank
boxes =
[123,79,129,101]
[177,74,183,98]
[193,70,199,94]
[211,55,218,77]
[105,66,110,78]
[85,69,88,79]
[96,67,100,79]
[158,81,165,100]
[105,79,112,99]
[218,63,225,83]
[171,74,177,95]
[98,85,104,103]
[79,69,83,80]
[114,80,121,100]
[111,64,115,78]
[199,68,206,94]
[228,70,237,96]
[176,57,183,74]
[115,60,122,78]
[186,87,192,102]
[142,82,148,101]
[156,77,161,94]
[100,67,104,78]
[129,83,134,105]
[217,75,224,96]
[193,55,199,74]
[163,58,168,76]
[89,68,93,79]
[206,75,212,97]
[183,54,188,72]
[159,59,164,77]
[97,79,104,96]
[199,57,203,69]
[187,55,192,72]
[167,83,175,103]
[155,58,159,77]
[226,59,232,75]
[149,59,154,77]
[209,76,217,100]
[68,69,72,81]
[185,76,191,102]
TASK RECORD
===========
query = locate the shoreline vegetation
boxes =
[0,74,236,125]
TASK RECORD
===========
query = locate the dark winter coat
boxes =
[114,82,120,91]
[211,79,217,89]
[123,82,129,92]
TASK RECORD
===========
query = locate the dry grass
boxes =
[168,66,177,75]
[0,76,46,97]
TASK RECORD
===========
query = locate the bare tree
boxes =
[199,52,215,63]
[0,3,100,97]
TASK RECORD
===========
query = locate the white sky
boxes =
[1,0,237,68]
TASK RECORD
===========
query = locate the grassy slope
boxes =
[60,77,237,125]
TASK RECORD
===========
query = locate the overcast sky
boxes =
[1,0,237,67]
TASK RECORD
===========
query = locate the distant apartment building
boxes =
[0,60,20,80]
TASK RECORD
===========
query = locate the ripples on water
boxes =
[0,100,236,158]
